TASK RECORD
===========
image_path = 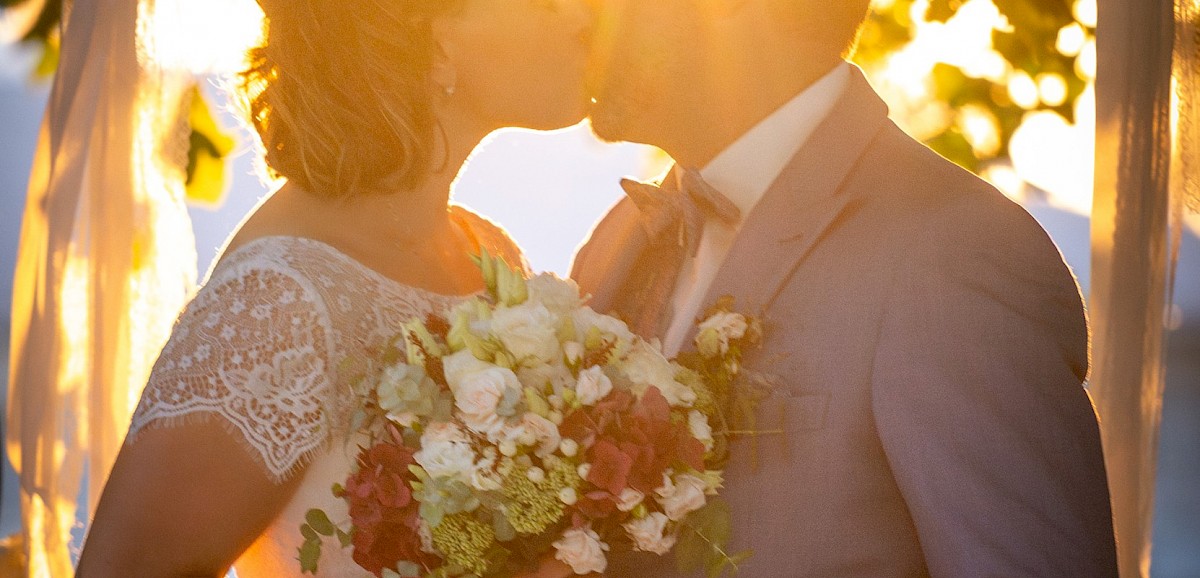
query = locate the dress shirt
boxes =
[661,64,850,355]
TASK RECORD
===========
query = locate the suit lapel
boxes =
[686,66,891,346]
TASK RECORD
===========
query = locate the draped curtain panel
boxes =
[5,0,198,573]
[1091,0,1188,576]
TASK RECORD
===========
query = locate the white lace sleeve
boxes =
[127,257,335,484]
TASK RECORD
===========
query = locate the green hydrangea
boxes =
[501,458,581,535]
[431,513,495,576]
[676,366,717,418]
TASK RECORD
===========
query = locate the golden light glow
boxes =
[1056,23,1088,57]
[145,0,264,73]
[1007,71,1040,110]
[871,0,1099,214]
[1074,0,1099,29]
[1037,73,1069,108]
[959,104,1002,158]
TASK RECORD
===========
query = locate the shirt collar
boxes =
[700,63,850,222]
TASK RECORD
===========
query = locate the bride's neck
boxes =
[346,109,492,243]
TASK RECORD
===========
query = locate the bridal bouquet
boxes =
[300,252,761,578]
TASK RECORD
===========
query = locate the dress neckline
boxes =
[219,235,483,302]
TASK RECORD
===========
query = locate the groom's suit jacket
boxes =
[571,67,1118,577]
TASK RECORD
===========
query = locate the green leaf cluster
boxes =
[297,508,352,574]
[674,497,752,577]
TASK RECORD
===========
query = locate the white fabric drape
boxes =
[1090,0,1188,576]
[5,0,197,573]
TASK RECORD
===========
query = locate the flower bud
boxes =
[527,467,546,484]
[559,487,579,506]
[696,328,723,358]
[559,438,579,457]
[577,463,592,480]
[563,341,584,366]
[500,439,518,457]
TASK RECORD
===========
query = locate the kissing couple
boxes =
[77,0,1119,576]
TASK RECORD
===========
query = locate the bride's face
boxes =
[434,0,595,131]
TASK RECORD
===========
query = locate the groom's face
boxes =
[587,0,706,145]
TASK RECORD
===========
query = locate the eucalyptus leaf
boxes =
[305,509,336,536]
[298,538,322,574]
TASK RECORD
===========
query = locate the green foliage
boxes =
[674,497,749,577]
[854,0,1092,173]
[185,85,236,207]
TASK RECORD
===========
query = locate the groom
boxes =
[572,1,1119,576]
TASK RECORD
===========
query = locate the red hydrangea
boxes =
[341,440,436,576]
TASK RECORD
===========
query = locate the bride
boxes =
[75,0,593,576]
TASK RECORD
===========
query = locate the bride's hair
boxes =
[238,0,463,198]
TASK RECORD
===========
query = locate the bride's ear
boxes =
[428,24,459,97]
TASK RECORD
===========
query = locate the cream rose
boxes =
[520,412,562,458]
[553,526,609,575]
[695,312,748,356]
[446,355,521,438]
[655,473,708,521]
[526,273,584,314]
[688,410,714,451]
[619,341,696,408]
[575,366,614,406]
[491,302,561,364]
[443,349,494,386]
[624,512,677,555]
[413,423,476,480]
[572,307,635,344]
[615,488,645,512]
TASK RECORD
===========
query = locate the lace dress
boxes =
[125,210,525,577]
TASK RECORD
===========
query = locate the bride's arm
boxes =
[76,421,306,577]
[76,259,334,577]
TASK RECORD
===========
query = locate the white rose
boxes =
[655,474,708,521]
[575,366,614,406]
[553,526,609,575]
[698,311,748,341]
[624,512,677,555]
[491,302,561,364]
[615,488,645,512]
[443,349,494,387]
[688,410,714,451]
[526,273,584,314]
[469,447,503,492]
[447,357,521,438]
[517,362,575,396]
[619,341,696,408]
[572,307,635,344]
[413,423,476,480]
[520,412,562,458]
[695,312,748,355]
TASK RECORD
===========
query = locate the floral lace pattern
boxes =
[127,236,470,483]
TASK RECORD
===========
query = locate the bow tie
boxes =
[607,167,740,338]
[619,167,742,243]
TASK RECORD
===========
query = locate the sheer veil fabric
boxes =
[1090,0,1192,576]
[6,0,199,573]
